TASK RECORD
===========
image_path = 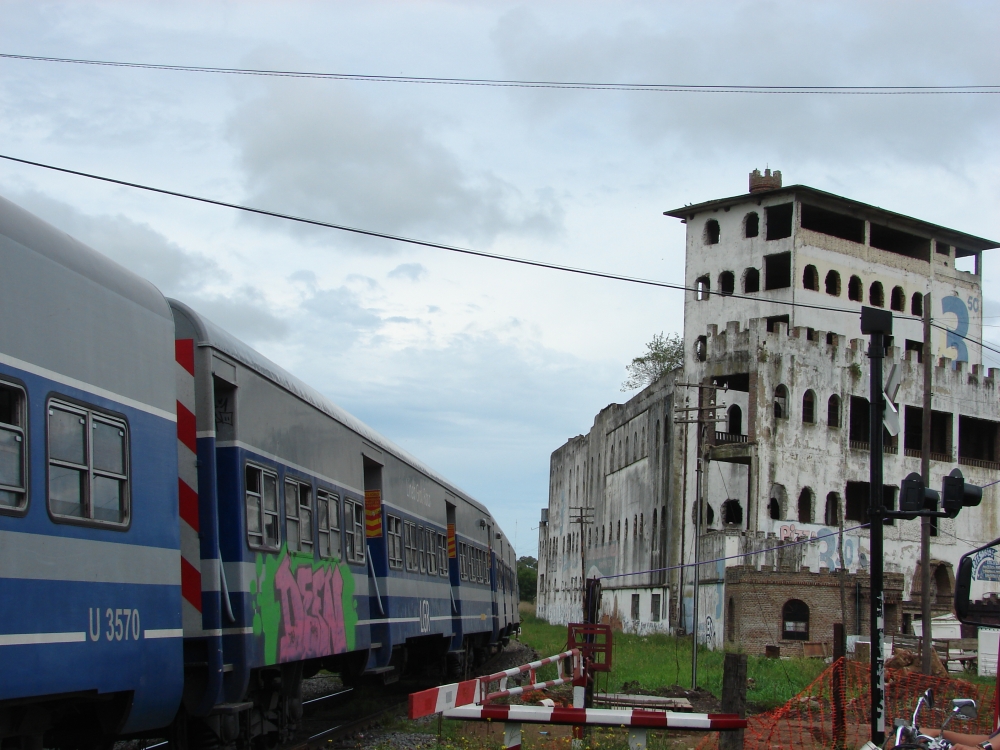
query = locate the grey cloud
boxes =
[226,76,563,246]
[5,188,224,295]
[388,263,427,281]
[187,285,290,345]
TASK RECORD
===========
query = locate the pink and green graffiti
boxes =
[250,547,357,665]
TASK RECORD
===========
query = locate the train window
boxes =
[317,490,340,560]
[437,533,448,576]
[426,528,437,575]
[459,542,468,580]
[386,515,403,569]
[48,399,129,527]
[343,499,365,564]
[404,521,419,572]
[285,480,313,554]
[245,465,279,550]
[0,382,27,513]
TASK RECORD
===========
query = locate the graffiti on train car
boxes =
[250,547,358,664]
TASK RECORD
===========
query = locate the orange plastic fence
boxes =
[696,658,995,750]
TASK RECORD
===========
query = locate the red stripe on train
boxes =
[175,339,195,376]
[176,401,196,453]
[179,479,199,532]
[181,556,202,611]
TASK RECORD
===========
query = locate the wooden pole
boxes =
[719,652,747,750]
[832,624,846,749]
[921,292,933,675]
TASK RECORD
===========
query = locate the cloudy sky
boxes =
[2,1,999,556]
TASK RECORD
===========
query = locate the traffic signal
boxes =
[898,472,940,520]
[941,468,983,519]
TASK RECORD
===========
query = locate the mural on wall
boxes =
[250,546,358,665]
[775,524,858,570]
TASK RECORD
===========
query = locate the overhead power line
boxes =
[2,53,999,95]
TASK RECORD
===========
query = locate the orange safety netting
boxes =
[696,658,995,750]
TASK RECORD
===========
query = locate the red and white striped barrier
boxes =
[175,339,202,633]
[442,704,747,731]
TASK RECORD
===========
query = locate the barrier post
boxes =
[572,651,585,749]
[832,656,846,749]
[719,652,747,750]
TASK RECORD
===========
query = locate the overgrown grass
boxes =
[518,612,828,711]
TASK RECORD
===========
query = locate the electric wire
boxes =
[2,53,999,95]
[0,152,938,325]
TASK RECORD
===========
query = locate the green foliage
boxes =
[518,612,827,710]
[517,556,538,603]
[622,332,684,392]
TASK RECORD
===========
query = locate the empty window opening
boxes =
[719,271,735,295]
[782,599,809,640]
[911,292,924,317]
[765,203,794,241]
[802,264,819,291]
[826,332,838,346]
[695,336,707,362]
[869,281,884,307]
[774,385,789,420]
[828,395,842,428]
[652,509,657,547]
[848,275,863,302]
[617,520,621,541]
[0,382,27,512]
[890,286,905,312]
[802,390,816,424]
[764,252,792,290]
[825,270,841,296]
[722,499,743,526]
[631,594,640,620]
[800,203,866,243]
[849,396,870,444]
[905,340,923,363]
[870,223,931,262]
[883,485,898,526]
[806,327,818,342]
[704,219,720,245]
[744,212,759,238]
[798,488,814,524]
[845,481,868,523]
[936,241,951,256]
[743,267,760,293]
[824,493,840,526]
[695,275,711,301]
[766,314,789,333]
[769,497,780,520]
[959,415,999,465]
[651,593,661,622]
[955,254,977,274]
[727,404,742,435]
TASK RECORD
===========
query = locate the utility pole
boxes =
[674,381,727,689]
[570,505,595,622]
[920,293,933,675]
[861,306,891,747]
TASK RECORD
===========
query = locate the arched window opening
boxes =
[828,395,842,428]
[610,445,614,471]
[652,509,658,548]
[890,286,905,312]
[625,437,629,466]
[695,335,708,362]
[633,431,638,461]
[825,270,841,296]
[704,219,720,245]
[618,440,622,468]
[696,275,711,301]
[911,292,924,317]
[722,499,743,526]
[848,275,863,302]
[719,271,735,296]
[706,503,715,526]
[774,385,789,420]
[802,390,816,424]
[588,529,592,547]
[825,492,840,526]
[934,564,954,603]
[782,599,810,640]
[601,525,605,545]
[727,404,743,435]
[655,420,661,462]
[727,597,737,641]
[744,212,759,238]
[769,497,780,520]
[798,488,814,524]
[869,281,884,307]
[633,515,638,539]
[803,264,819,291]
[640,513,644,538]
[743,267,760,293]
[617,520,621,541]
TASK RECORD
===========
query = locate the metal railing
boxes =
[714,431,748,445]
[959,455,1000,471]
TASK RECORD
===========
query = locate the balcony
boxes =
[715,431,748,445]
[849,440,898,454]
[959,455,1000,471]
[903,448,953,462]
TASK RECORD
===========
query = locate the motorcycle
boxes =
[857,688,979,749]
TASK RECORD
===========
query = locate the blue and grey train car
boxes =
[0,192,518,749]
[0,196,184,746]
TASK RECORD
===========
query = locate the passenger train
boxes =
[0,195,519,749]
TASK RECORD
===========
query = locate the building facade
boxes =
[536,170,1000,654]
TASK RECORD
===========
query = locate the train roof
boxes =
[167,298,491,519]
[0,194,172,320]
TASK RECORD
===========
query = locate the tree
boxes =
[622,332,684,391]
[517,556,538,603]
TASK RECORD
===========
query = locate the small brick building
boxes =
[724,565,904,656]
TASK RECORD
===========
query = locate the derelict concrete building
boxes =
[536,170,1000,655]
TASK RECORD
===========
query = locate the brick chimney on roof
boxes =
[749,168,782,193]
